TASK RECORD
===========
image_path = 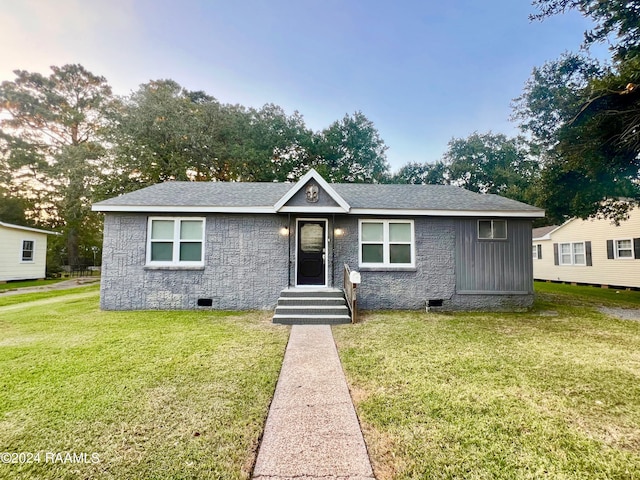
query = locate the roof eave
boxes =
[92,204,545,218]
[0,221,60,235]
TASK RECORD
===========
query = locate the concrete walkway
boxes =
[253,325,375,480]
[0,277,99,296]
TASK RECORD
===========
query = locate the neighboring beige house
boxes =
[533,207,640,288]
[0,221,58,282]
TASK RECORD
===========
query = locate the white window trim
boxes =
[614,238,634,260]
[478,219,507,240]
[532,244,538,260]
[359,219,415,268]
[559,241,586,266]
[20,239,35,263]
[146,217,206,266]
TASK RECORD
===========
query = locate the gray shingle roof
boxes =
[93,180,543,215]
[532,225,560,239]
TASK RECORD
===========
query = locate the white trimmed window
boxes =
[478,220,507,240]
[615,239,633,259]
[560,242,585,265]
[359,220,415,268]
[21,240,34,262]
[147,217,205,266]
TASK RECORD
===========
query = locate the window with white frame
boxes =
[615,239,633,258]
[359,220,414,267]
[559,242,585,265]
[478,219,507,240]
[21,240,34,262]
[147,217,205,266]
[532,244,539,260]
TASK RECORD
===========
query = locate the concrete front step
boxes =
[273,288,351,324]
[279,288,344,298]
[272,314,352,325]
[277,296,346,306]
[275,305,350,316]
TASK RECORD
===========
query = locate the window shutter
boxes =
[537,244,542,260]
[553,243,559,265]
[634,238,640,259]
[607,240,614,259]
[585,241,592,266]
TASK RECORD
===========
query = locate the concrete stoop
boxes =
[273,288,351,325]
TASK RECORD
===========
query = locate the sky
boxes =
[0,0,605,171]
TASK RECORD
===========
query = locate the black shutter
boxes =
[537,244,542,260]
[634,238,640,259]
[607,240,614,259]
[553,243,559,265]
[585,241,592,266]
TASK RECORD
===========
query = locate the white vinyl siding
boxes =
[533,206,640,288]
[0,226,49,281]
[147,217,205,266]
[359,220,414,268]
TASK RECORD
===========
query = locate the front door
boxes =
[296,220,327,286]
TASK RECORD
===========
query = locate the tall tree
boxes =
[390,161,448,184]
[443,132,540,204]
[107,80,316,188]
[280,111,389,183]
[515,1,640,222]
[531,0,640,61]
[0,64,114,265]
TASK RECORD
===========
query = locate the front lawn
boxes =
[334,286,640,479]
[0,289,289,480]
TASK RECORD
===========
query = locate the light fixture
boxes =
[279,226,289,236]
[334,228,344,237]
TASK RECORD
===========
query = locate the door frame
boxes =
[295,218,329,287]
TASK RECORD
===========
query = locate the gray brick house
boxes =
[92,169,544,314]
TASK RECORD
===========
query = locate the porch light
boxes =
[334,228,344,237]
[279,226,289,236]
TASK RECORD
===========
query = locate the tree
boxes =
[390,161,448,184]
[278,112,389,183]
[443,132,540,204]
[0,64,114,265]
[107,80,316,188]
[514,2,640,222]
[531,0,640,61]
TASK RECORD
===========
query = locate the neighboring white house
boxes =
[0,221,58,282]
[533,207,640,288]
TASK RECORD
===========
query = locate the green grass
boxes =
[0,290,289,479]
[535,280,640,307]
[334,286,640,479]
[0,279,66,291]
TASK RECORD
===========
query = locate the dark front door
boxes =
[297,220,326,285]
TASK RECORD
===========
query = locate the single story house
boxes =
[533,207,640,288]
[92,169,544,315]
[0,221,58,282]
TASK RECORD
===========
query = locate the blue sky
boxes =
[0,0,603,171]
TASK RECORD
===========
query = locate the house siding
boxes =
[453,219,534,310]
[100,213,290,310]
[0,226,48,282]
[533,208,640,288]
[331,216,457,310]
[100,213,535,311]
[455,219,533,293]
